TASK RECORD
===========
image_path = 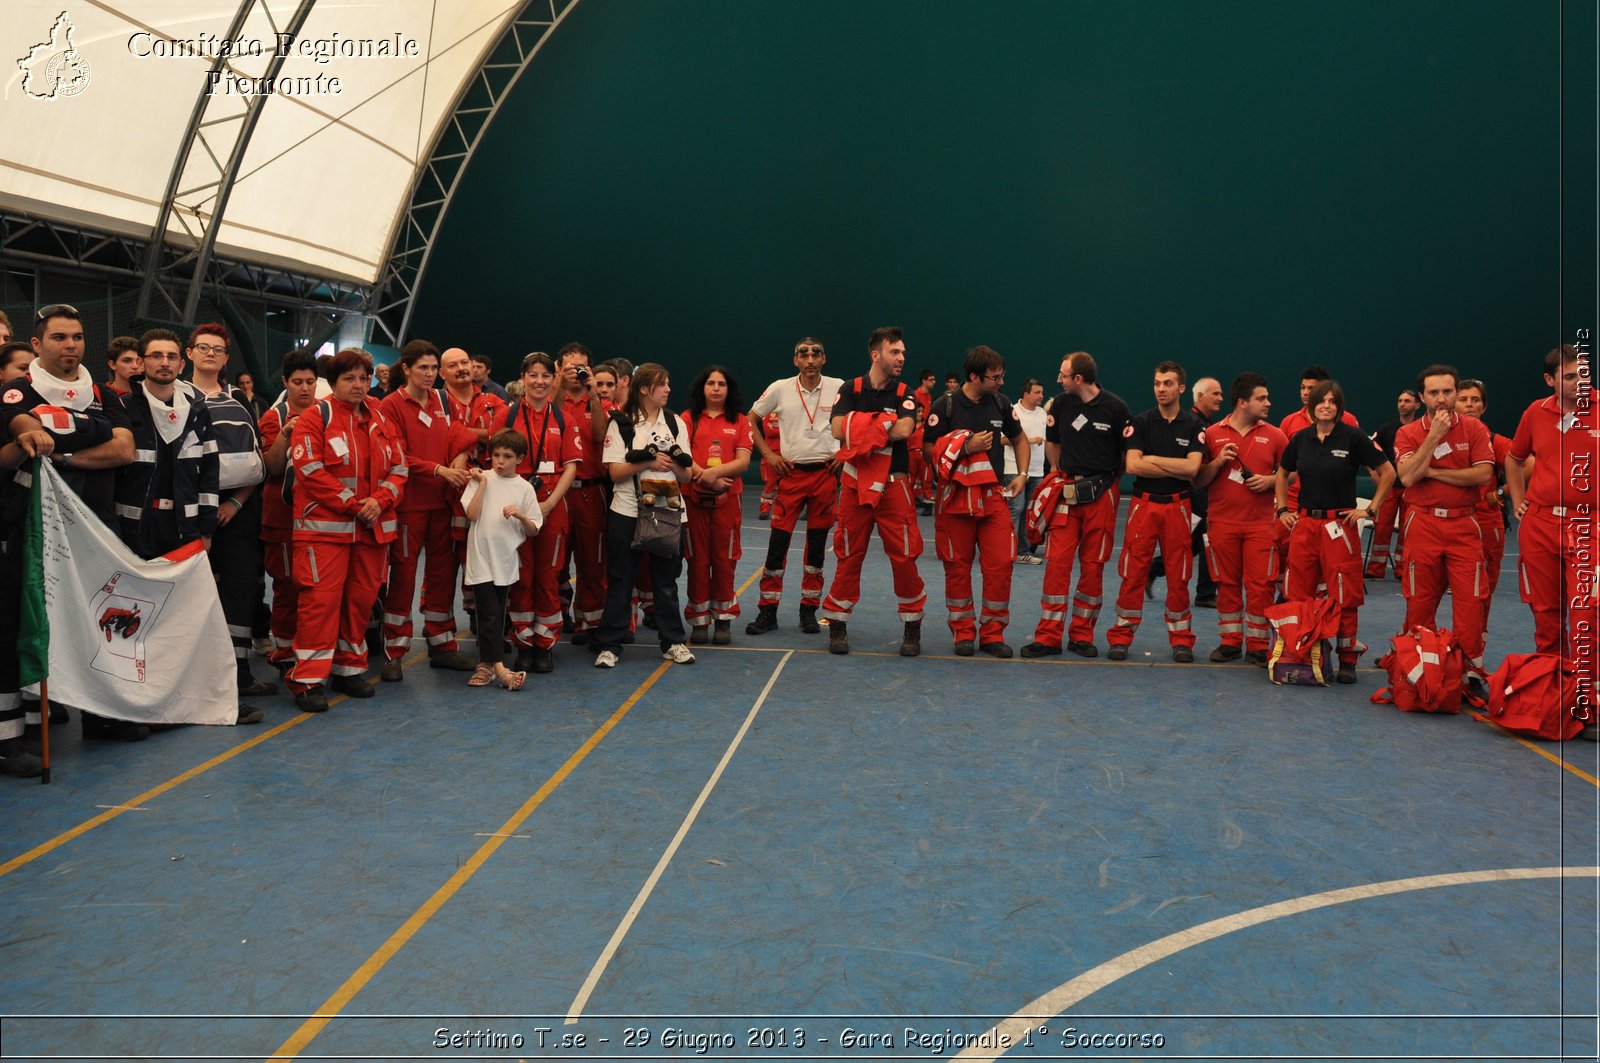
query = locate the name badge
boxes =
[1431,441,1452,459]
[1227,467,1246,484]
[329,436,349,459]
[1071,414,1089,432]
[417,410,432,428]
[1325,521,1344,541]
[537,460,556,474]
[1560,413,1577,433]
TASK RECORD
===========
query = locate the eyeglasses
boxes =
[143,351,183,362]
[35,303,79,321]
[190,342,228,355]
[983,373,1005,382]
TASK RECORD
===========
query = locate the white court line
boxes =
[566,650,796,1024]
[955,865,1600,1061]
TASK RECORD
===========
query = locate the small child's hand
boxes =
[503,505,520,520]
[468,467,484,482]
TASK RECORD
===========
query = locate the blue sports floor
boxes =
[1,495,1596,1062]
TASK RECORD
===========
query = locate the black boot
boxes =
[797,605,820,634]
[746,606,779,635]
[828,620,849,655]
[82,712,150,742]
[329,675,375,699]
[531,646,555,674]
[712,619,731,645]
[900,620,922,657]
[0,736,43,778]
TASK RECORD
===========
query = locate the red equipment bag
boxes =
[1264,598,1341,686]
[1371,626,1465,713]
[1485,653,1591,741]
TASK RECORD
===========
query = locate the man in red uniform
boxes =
[922,345,1029,656]
[1194,372,1287,664]
[495,351,581,673]
[1393,364,1495,681]
[1021,351,1133,659]
[819,326,926,656]
[756,409,782,520]
[1107,361,1208,662]
[378,340,477,680]
[553,342,613,642]
[1505,345,1599,686]
[259,349,319,675]
[747,338,843,635]
[1454,378,1513,630]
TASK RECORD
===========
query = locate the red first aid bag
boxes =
[1371,626,1465,713]
[1265,598,1341,686]
[1486,653,1591,740]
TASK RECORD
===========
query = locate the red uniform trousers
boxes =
[1365,486,1406,577]
[1518,508,1600,657]
[758,466,837,608]
[508,495,568,650]
[934,487,1015,644]
[263,539,298,667]
[820,475,926,621]
[290,538,389,691]
[1109,496,1196,649]
[758,459,779,515]
[564,482,609,633]
[1401,508,1487,671]
[382,508,460,660]
[907,447,926,503]
[1031,489,1119,648]
[684,495,743,628]
[1206,519,1279,652]
[1284,516,1366,663]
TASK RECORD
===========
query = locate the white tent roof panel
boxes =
[1,0,523,284]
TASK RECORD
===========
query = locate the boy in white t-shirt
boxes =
[462,429,543,689]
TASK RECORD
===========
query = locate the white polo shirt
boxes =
[749,374,843,463]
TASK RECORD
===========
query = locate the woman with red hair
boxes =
[286,348,408,711]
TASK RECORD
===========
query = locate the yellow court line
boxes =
[266,660,672,1062]
[1473,714,1600,788]
[0,647,433,881]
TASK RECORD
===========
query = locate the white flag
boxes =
[34,460,236,726]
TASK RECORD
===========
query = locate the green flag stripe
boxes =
[18,456,49,686]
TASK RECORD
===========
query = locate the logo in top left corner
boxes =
[17,11,92,101]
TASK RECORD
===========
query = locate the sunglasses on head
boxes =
[35,303,80,321]
[796,345,824,355]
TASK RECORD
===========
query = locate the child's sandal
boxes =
[467,663,496,687]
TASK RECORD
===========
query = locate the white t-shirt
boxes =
[749,374,843,463]
[1004,402,1048,478]
[602,410,691,518]
[461,472,541,586]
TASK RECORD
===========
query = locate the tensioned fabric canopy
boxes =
[2,1,523,285]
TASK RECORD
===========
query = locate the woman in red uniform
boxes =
[681,365,753,644]
[287,348,408,712]
[258,349,320,676]
[1275,381,1395,684]
[494,351,581,674]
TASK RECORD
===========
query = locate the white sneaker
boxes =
[662,643,696,665]
[594,649,618,668]
[1016,553,1043,565]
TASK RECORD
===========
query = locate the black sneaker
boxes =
[82,712,150,742]
[1021,641,1062,658]
[797,605,821,633]
[828,620,850,655]
[0,737,44,778]
[746,606,779,635]
[980,641,1014,659]
[1173,646,1195,663]
[1067,640,1099,659]
[295,687,329,713]
[1209,644,1242,663]
[235,703,264,725]
[900,620,922,657]
[330,675,375,699]
[713,620,731,645]
[954,640,976,657]
[1107,645,1129,661]
[531,647,554,674]
[1245,649,1269,667]
[239,676,278,697]
[1336,662,1357,684]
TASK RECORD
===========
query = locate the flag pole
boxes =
[38,679,50,785]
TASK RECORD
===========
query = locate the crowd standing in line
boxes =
[0,304,1594,779]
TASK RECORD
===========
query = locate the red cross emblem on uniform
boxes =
[166,411,178,423]
[64,388,78,400]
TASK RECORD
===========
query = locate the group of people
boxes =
[0,304,1594,779]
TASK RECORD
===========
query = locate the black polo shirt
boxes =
[1280,421,1385,510]
[924,388,1022,480]
[1043,388,1132,477]
[1372,417,1412,465]
[1127,407,1207,495]
[833,375,919,474]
